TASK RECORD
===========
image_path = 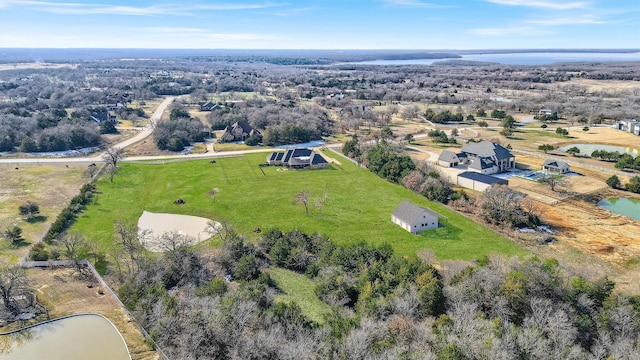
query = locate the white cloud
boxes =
[378,0,450,8]
[484,0,589,10]
[526,16,611,25]
[469,26,551,36]
[0,1,281,16]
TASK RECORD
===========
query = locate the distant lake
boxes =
[349,52,640,66]
[598,198,640,221]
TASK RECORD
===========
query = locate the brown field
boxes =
[567,78,640,92]
[0,164,87,265]
[7,267,158,360]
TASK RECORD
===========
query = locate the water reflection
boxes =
[0,314,130,360]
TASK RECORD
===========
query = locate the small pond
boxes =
[558,144,639,157]
[0,314,130,360]
[597,197,640,221]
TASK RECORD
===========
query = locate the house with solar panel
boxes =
[266,148,329,169]
[391,200,442,234]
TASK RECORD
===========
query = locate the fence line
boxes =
[511,149,632,177]
[18,260,170,360]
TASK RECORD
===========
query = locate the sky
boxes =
[0,0,638,49]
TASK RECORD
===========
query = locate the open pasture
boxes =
[71,152,527,260]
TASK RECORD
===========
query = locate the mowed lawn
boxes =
[71,151,527,260]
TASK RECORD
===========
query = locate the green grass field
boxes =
[266,267,332,324]
[71,151,527,260]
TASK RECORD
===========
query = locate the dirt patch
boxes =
[137,211,217,252]
[1,267,158,360]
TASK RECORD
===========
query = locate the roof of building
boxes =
[461,141,514,161]
[311,153,328,165]
[438,150,460,163]
[542,159,569,169]
[457,171,508,185]
[392,200,441,224]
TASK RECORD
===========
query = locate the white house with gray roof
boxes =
[391,200,441,234]
[437,141,515,175]
[541,159,570,174]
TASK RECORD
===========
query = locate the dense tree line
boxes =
[153,107,205,151]
[205,97,332,146]
[113,225,640,359]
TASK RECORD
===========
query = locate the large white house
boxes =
[617,119,640,136]
[391,200,441,234]
[437,141,515,175]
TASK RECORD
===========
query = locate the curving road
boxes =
[0,96,176,165]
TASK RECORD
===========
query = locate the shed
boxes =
[541,159,570,174]
[457,171,508,192]
[391,200,441,234]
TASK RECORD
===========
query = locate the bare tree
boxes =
[157,231,195,252]
[0,266,30,314]
[105,163,118,182]
[538,173,567,192]
[102,146,126,169]
[315,197,325,214]
[294,190,311,216]
[58,233,87,273]
[113,220,145,275]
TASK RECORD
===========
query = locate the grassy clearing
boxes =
[71,151,527,260]
[266,267,332,324]
[0,164,86,265]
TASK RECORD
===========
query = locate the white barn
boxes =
[391,200,441,234]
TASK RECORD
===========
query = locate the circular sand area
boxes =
[137,211,219,252]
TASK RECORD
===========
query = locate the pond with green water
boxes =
[598,197,640,221]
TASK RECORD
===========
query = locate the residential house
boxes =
[457,171,508,192]
[391,200,441,234]
[437,141,515,175]
[617,119,640,136]
[541,159,570,174]
[267,148,329,169]
[538,109,557,116]
[90,111,117,124]
[219,120,261,142]
[199,101,221,111]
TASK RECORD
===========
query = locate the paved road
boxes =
[0,96,176,165]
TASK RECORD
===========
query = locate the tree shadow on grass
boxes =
[419,219,462,241]
[10,238,31,249]
[25,215,47,224]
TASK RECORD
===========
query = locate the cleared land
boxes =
[70,152,527,260]
[0,164,86,265]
